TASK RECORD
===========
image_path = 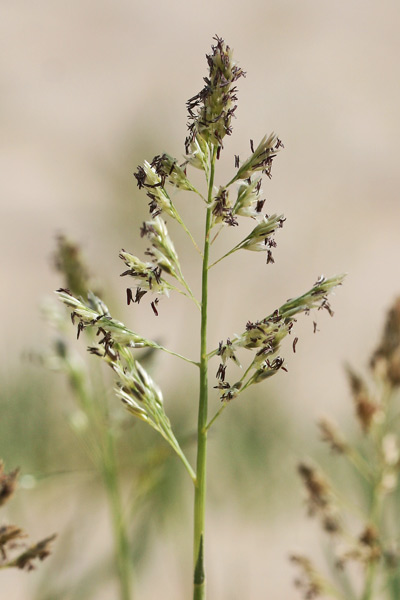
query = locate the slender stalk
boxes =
[193,145,217,600]
[360,399,389,600]
[205,403,227,431]
[208,247,236,269]
[156,343,200,367]
[166,193,202,255]
[169,438,197,483]
[360,488,381,600]
[102,429,133,600]
[68,359,133,599]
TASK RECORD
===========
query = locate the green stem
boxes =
[156,343,200,367]
[175,267,201,310]
[193,145,217,600]
[208,246,237,269]
[360,489,381,600]
[360,415,389,600]
[102,429,133,600]
[68,359,133,600]
[167,195,202,256]
[168,437,197,483]
[177,214,202,255]
[205,402,227,431]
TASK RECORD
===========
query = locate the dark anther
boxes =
[134,288,147,304]
[256,199,265,213]
[151,299,159,316]
[87,346,104,357]
[133,165,146,189]
[77,321,84,340]
[216,363,226,382]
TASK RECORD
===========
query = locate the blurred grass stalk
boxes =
[47,236,133,600]
[293,298,400,600]
[70,360,132,600]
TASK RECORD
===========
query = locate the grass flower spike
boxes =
[54,36,344,600]
[185,35,245,153]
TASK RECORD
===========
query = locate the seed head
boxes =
[53,234,94,298]
[184,133,210,173]
[345,366,378,433]
[9,534,57,571]
[235,213,285,261]
[233,134,282,182]
[232,177,264,220]
[152,153,198,192]
[211,187,236,226]
[134,160,175,218]
[56,289,156,347]
[0,462,20,507]
[290,554,325,599]
[141,217,182,277]
[371,297,400,386]
[119,250,171,311]
[185,35,245,154]
[318,418,348,454]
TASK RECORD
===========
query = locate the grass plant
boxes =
[54,35,344,599]
[292,298,400,599]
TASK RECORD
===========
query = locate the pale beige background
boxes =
[1,0,400,598]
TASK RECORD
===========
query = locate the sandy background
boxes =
[1,0,400,598]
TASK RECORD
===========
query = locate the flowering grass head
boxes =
[53,36,344,600]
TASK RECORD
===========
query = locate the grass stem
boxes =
[193,145,217,600]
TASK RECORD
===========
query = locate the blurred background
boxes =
[1,0,400,598]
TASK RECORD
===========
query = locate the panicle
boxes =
[185,35,245,155]
[152,153,198,192]
[119,250,171,301]
[0,462,20,507]
[9,535,57,571]
[236,213,285,262]
[113,357,163,424]
[232,134,283,183]
[318,418,349,454]
[345,366,378,433]
[56,287,183,448]
[55,288,156,348]
[120,216,189,312]
[370,297,400,386]
[290,554,325,599]
[184,133,210,173]
[211,187,236,226]
[232,177,265,219]
[53,234,91,298]
[336,525,382,570]
[298,462,341,534]
[134,160,176,218]
[215,275,344,400]
[111,349,182,449]
[279,274,345,318]
[214,381,242,402]
[141,216,181,278]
